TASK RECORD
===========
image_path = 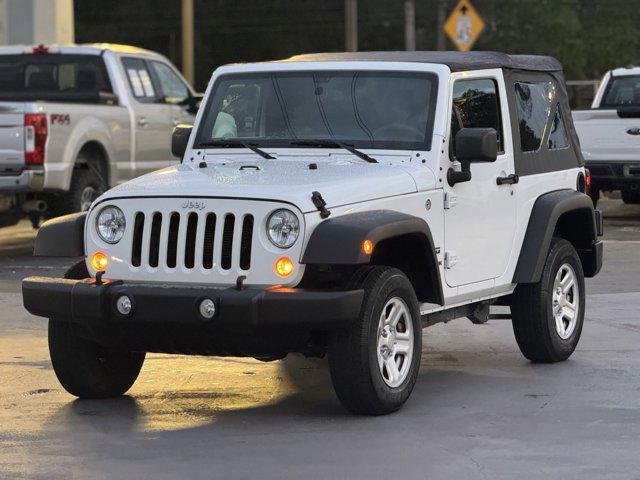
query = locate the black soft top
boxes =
[282,51,563,73]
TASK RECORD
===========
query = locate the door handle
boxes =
[626,127,640,135]
[496,174,519,185]
[138,117,148,126]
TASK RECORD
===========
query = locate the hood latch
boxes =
[311,191,331,219]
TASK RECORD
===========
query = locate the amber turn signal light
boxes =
[90,251,108,271]
[362,239,374,255]
[274,256,294,277]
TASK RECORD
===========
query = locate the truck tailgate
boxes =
[0,103,25,174]
[573,109,640,161]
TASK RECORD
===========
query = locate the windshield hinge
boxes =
[311,191,331,219]
[444,192,457,210]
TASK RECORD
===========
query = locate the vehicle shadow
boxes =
[31,341,591,478]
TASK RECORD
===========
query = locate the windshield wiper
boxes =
[200,140,275,160]
[290,139,378,163]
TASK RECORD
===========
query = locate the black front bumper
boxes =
[22,277,363,355]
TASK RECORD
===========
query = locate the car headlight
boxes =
[96,206,126,244]
[267,209,300,248]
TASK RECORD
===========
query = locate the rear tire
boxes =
[328,266,422,415]
[511,238,585,363]
[588,186,600,208]
[622,189,640,204]
[49,161,106,217]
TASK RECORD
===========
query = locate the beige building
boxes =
[0,0,74,45]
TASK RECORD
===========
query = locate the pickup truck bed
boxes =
[573,67,640,205]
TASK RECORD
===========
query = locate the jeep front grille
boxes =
[86,197,305,287]
[130,210,255,271]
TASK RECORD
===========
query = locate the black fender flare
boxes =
[513,189,601,283]
[301,209,443,304]
[34,212,86,257]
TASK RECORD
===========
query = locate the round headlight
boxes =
[267,209,300,248]
[96,206,126,244]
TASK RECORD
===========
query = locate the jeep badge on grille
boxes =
[181,200,206,210]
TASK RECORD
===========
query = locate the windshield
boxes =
[0,54,113,103]
[600,75,640,108]
[195,71,438,151]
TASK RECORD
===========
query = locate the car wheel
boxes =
[328,266,422,415]
[622,189,640,204]
[588,186,600,208]
[47,261,145,399]
[511,238,585,363]
[49,162,106,217]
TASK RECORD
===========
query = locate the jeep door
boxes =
[120,57,174,177]
[443,71,517,287]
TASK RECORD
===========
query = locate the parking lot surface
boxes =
[1,197,639,479]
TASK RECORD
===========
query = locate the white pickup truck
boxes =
[573,67,640,206]
[0,44,200,227]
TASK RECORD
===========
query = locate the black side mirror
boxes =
[455,128,498,163]
[617,106,640,118]
[448,128,498,186]
[171,124,193,160]
[186,93,204,114]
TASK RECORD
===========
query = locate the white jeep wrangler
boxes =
[23,52,603,415]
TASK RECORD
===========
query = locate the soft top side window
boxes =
[514,81,568,153]
[450,78,503,158]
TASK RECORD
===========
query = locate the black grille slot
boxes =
[240,215,254,270]
[184,212,198,268]
[131,212,144,267]
[202,213,216,269]
[221,214,235,270]
[166,212,180,268]
[148,212,162,267]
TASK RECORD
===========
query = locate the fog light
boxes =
[90,251,108,271]
[116,295,132,315]
[274,256,294,277]
[199,298,216,320]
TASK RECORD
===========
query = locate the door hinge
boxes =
[444,192,457,209]
[444,251,458,269]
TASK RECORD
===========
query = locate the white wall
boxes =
[0,0,74,46]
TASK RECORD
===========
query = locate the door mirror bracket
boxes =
[447,163,471,187]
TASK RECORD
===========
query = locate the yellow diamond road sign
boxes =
[444,0,485,52]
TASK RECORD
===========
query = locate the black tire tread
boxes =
[511,238,585,363]
[49,163,105,218]
[329,266,421,415]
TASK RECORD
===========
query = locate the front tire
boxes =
[48,260,145,399]
[49,320,145,398]
[328,267,422,415]
[511,238,585,363]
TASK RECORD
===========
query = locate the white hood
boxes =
[103,159,437,212]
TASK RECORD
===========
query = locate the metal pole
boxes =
[404,0,416,51]
[436,0,446,51]
[345,0,358,52]
[181,0,195,85]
